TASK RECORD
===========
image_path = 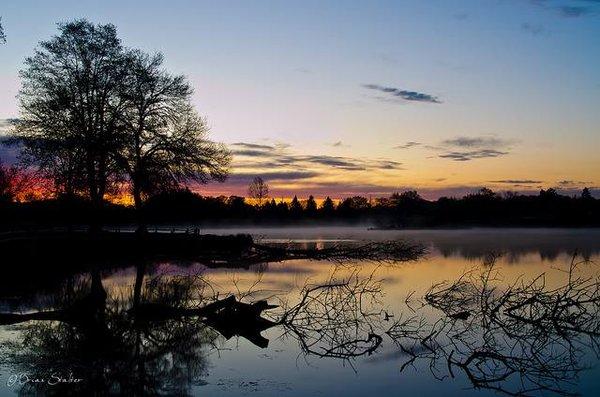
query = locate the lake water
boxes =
[1,227,599,396]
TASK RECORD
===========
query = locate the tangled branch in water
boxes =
[278,265,386,362]
[388,254,600,396]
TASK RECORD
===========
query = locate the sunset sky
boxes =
[1,0,599,199]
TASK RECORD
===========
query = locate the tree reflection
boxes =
[1,268,218,396]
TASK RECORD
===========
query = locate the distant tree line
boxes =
[1,187,598,229]
[138,187,600,227]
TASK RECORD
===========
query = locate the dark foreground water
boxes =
[1,228,600,396]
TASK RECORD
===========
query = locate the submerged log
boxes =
[130,295,279,347]
[1,293,279,348]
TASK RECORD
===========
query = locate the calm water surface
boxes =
[1,228,599,396]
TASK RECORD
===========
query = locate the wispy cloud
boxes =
[391,135,515,161]
[530,0,599,18]
[298,155,367,170]
[441,136,513,148]
[377,160,404,169]
[231,141,404,172]
[231,149,272,157]
[232,142,276,150]
[557,179,593,186]
[435,135,516,161]
[439,149,508,161]
[394,141,421,149]
[225,140,407,197]
[363,84,442,104]
[490,179,543,184]
[229,170,321,182]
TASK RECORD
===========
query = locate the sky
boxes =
[1,0,599,199]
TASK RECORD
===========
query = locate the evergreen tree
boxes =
[289,195,303,218]
[305,195,317,217]
[320,196,335,217]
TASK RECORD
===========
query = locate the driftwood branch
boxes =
[388,255,600,396]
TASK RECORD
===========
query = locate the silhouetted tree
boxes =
[391,190,426,208]
[116,50,229,214]
[9,20,229,230]
[389,190,429,226]
[503,190,519,199]
[349,196,370,209]
[305,195,317,217]
[289,195,303,218]
[540,188,558,199]
[262,198,278,218]
[14,20,128,217]
[472,187,498,200]
[248,176,269,205]
[582,187,593,200]
[320,196,335,217]
[276,200,289,218]
[337,196,370,219]
[226,195,251,218]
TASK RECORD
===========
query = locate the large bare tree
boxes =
[248,176,269,205]
[115,50,230,212]
[9,19,230,229]
[15,20,128,210]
